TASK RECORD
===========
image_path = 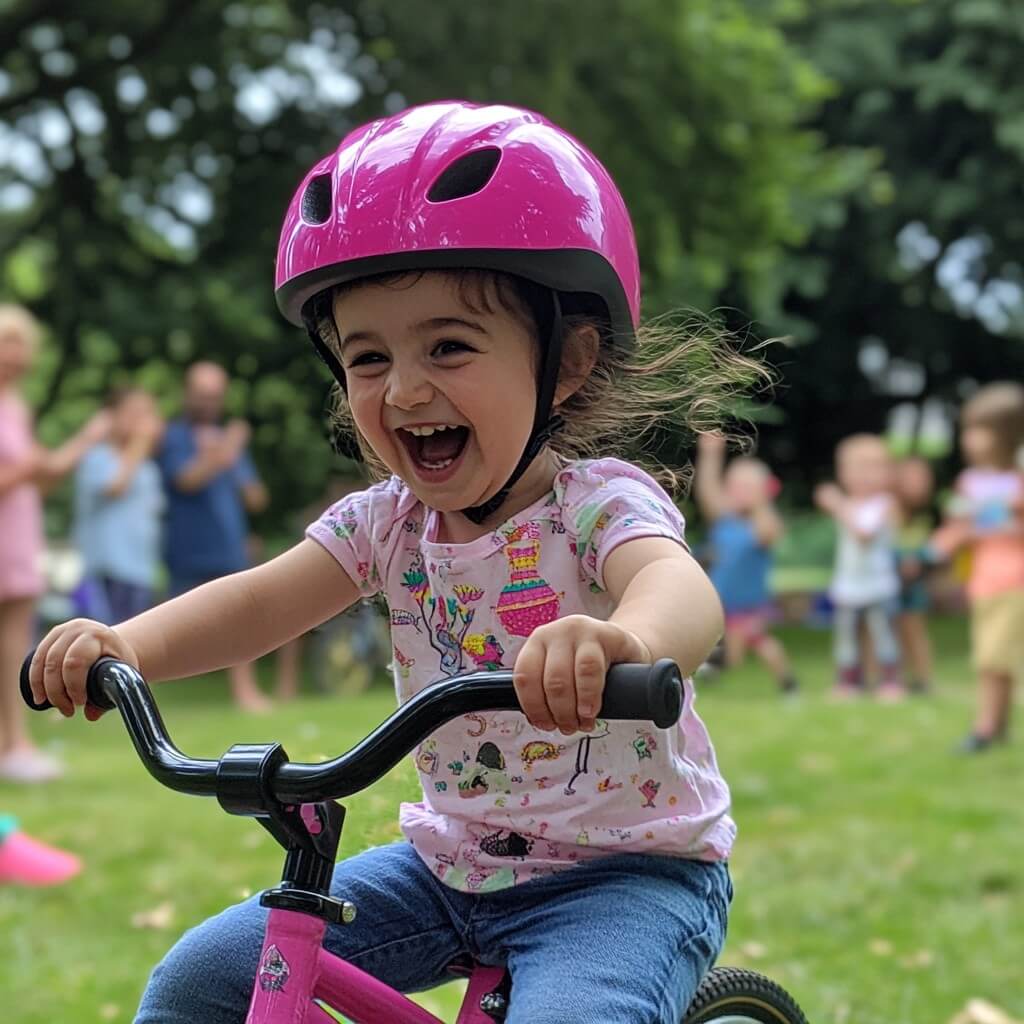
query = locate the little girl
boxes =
[815,433,904,699]
[28,102,745,1024]
[695,432,797,693]
[931,383,1024,752]
[0,303,109,783]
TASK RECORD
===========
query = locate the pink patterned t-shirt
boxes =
[307,458,735,893]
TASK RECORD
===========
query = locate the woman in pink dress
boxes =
[0,304,109,782]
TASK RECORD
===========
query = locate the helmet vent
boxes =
[300,173,332,224]
[427,147,501,202]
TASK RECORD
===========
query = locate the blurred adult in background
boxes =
[0,304,110,782]
[816,434,904,701]
[158,361,270,711]
[695,433,798,694]
[932,383,1024,753]
[73,386,165,625]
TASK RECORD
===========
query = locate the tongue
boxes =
[420,428,466,463]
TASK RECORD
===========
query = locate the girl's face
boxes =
[333,273,544,518]
[0,330,34,387]
[895,458,933,509]
[960,423,1000,468]
[723,460,770,513]
[112,391,158,443]
[838,440,892,497]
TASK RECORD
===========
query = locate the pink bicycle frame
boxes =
[246,906,505,1024]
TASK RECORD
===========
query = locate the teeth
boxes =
[403,424,460,437]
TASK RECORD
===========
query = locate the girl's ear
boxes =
[554,324,600,406]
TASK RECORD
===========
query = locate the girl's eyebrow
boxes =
[339,317,487,354]
[416,316,488,335]
[340,317,487,354]
[338,330,380,356]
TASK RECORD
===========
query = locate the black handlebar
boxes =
[20,653,682,807]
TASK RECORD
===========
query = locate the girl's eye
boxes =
[346,351,387,368]
[433,339,474,357]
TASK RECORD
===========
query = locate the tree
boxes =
[1,0,845,529]
[755,0,1024,487]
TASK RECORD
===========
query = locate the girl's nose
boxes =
[385,365,434,410]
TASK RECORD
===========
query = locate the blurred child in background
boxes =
[73,386,165,625]
[816,434,903,699]
[931,383,1024,752]
[696,433,797,693]
[0,304,109,782]
[893,456,937,694]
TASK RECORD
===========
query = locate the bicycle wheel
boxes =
[682,967,808,1024]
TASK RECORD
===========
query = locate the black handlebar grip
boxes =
[600,659,682,729]
[19,648,51,711]
[20,649,118,712]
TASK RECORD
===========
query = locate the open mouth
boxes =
[397,424,471,478]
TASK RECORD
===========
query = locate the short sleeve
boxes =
[557,458,687,591]
[305,477,418,598]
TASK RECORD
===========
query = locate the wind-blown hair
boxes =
[312,269,770,495]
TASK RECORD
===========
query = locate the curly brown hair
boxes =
[311,269,770,495]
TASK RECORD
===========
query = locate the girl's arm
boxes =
[35,410,112,493]
[694,433,727,520]
[512,537,723,735]
[0,449,41,497]
[750,501,783,546]
[104,418,163,498]
[605,538,723,676]
[30,539,361,715]
[816,486,884,542]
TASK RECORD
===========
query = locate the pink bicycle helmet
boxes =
[274,100,641,520]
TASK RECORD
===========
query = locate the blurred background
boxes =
[2,2,1023,1023]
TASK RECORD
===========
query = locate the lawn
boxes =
[3,617,1022,1024]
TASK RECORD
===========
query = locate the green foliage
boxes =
[0,0,842,532]
[754,0,1024,492]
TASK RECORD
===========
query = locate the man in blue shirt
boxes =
[159,362,269,711]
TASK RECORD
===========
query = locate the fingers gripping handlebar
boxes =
[20,652,683,808]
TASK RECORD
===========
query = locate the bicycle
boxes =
[21,655,807,1024]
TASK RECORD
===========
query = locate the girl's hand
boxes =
[28,619,140,720]
[80,409,113,446]
[512,615,652,735]
[814,482,842,514]
[697,432,727,454]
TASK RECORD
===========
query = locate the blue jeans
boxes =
[137,842,731,1024]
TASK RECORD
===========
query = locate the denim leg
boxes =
[472,854,731,1024]
[136,841,469,1024]
[864,601,901,666]
[833,605,860,670]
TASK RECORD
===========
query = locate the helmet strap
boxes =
[460,291,564,525]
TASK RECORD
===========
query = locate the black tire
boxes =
[682,967,808,1024]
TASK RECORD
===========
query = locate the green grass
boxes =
[3,618,1022,1024]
